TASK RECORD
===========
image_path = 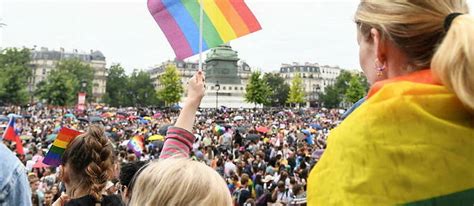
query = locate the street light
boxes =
[215,81,220,109]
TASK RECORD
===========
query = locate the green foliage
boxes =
[157,65,183,106]
[263,73,290,107]
[334,70,352,95]
[358,73,370,92]
[0,48,32,105]
[319,85,341,108]
[36,59,94,106]
[128,70,159,107]
[103,64,129,107]
[286,74,305,107]
[345,75,366,104]
[245,71,270,106]
[36,70,76,106]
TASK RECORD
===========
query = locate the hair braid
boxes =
[83,125,114,201]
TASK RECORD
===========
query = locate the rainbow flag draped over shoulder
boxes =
[43,128,82,166]
[147,0,261,59]
[128,135,145,157]
[308,70,474,205]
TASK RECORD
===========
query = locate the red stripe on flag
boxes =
[229,0,262,33]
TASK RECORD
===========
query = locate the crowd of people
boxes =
[0,101,344,206]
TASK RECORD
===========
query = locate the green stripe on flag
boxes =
[403,188,474,206]
[181,0,224,48]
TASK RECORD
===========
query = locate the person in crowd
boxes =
[308,1,474,205]
[271,181,291,205]
[29,175,44,206]
[0,141,32,205]
[43,190,54,206]
[128,71,233,206]
[52,125,123,206]
[118,161,147,205]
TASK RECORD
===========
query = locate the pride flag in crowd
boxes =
[128,135,145,157]
[43,128,82,166]
[2,117,24,155]
[147,0,261,59]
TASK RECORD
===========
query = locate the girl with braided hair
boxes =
[53,125,123,206]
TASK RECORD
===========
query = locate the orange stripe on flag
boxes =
[215,0,249,37]
[53,139,69,149]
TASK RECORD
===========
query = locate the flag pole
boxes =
[198,0,204,72]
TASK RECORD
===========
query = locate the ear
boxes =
[370,28,387,65]
[59,165,70,183]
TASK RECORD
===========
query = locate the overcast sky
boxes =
[1,0,473,73]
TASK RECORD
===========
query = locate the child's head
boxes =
[129,158,232,206]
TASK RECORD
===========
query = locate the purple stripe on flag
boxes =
[147,0,193,59]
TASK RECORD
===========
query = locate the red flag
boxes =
[3,118,24,155]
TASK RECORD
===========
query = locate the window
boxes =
[235,87,238,90]
[290,67,294,72]
[240,87,244,90]
[229,87,232,90]
[42,68,46,75]
[303,67,308,72]
[211,86,215,90]
[223,86,226,90]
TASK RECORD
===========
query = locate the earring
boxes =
[375,59,386,77]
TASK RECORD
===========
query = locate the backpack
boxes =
[234,186,251,206]
[255,192,271,206]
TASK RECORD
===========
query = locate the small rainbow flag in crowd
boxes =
[128,135,145,157]
[43,128,82,166]
[147,0,261,59]
[214,125,225,136]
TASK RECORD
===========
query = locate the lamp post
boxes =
[215,81,220,109]
[315,84,321,108]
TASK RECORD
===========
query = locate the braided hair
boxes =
[62,125,114,201]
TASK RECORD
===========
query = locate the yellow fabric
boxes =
[202,0,237,42]
[307,81,474,205]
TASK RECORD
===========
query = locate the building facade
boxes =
[279,62,342,107]
[29,47,107,102]
[148,45,253,108]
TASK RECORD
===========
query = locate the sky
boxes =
[1,0,473,73]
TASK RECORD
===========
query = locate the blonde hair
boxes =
[355,0,474,112]
[129,158,233,206]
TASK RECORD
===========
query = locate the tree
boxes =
[334,70,352,95]
[103,64,129,107]
[263,73,290,107]
[357,73,370,93]
[157,65,183,106]
[36,70,76,106]
[55,59,94,99]
[128,70,159,107]
[0,48,32,105]
[286,74,305,107]
[320,85,341,108]
[345,75,366,104]
[245,71,270,107]
[35,59,94,106]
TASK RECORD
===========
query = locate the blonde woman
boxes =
[128,71,233,206]
[308,0,474,205]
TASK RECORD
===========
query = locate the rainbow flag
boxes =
[147,0,261,59]
[307,70,474,205]
[128,135,145,157]
[43,128,82,166]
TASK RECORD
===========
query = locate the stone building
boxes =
[29,47,107,102]
[279,62,342,107]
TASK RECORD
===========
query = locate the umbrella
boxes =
[89,116,103,122]
[256,126,270,133]
[20,135,33,140]
[148,135,164,141]
[7,113,22,119]
[100,112,113,118]
[310,123,322,130]
[33,157,50,168]
[128,116,138,120]
[0,116,9,121]
[77,117,89,123]
[246,134,260,141]
[64,113,76,119]
[302,129,311,136]
[143,117,152,121]
[46,134,57,142]
[152,113,161,119]
[159,125,172,135]
[233,116,244,121]
[116,114,126,119]
[236,126,248,133]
